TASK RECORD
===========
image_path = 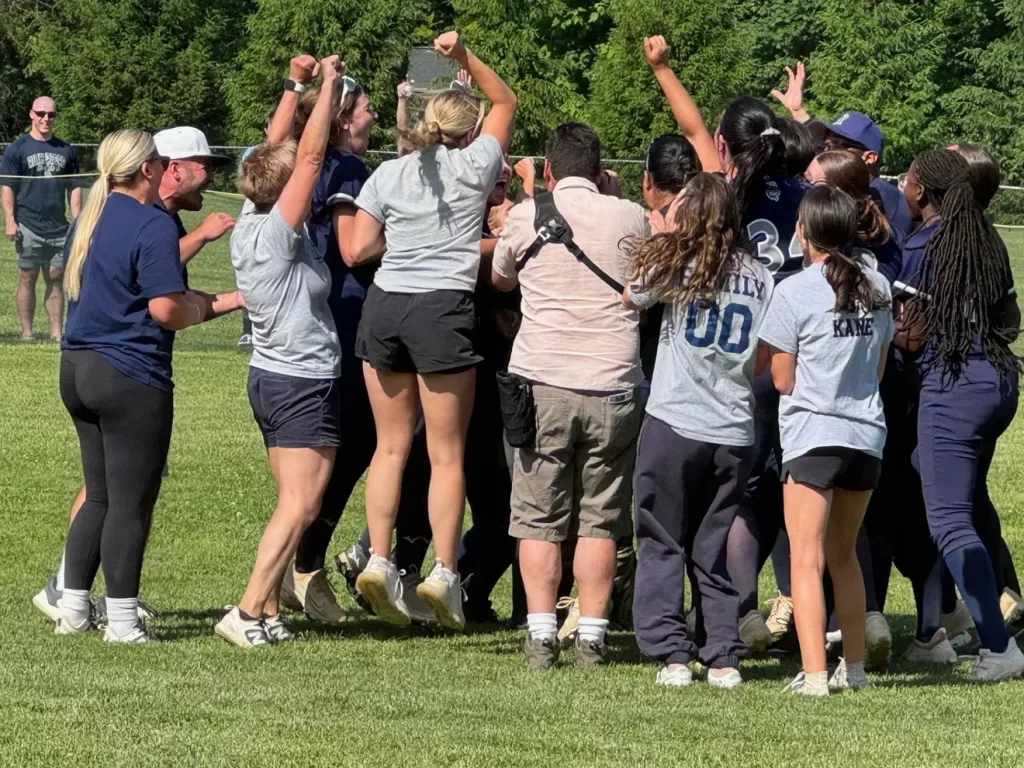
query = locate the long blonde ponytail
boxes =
[65,129,157,301]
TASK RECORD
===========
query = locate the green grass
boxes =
[1,197,1023,767]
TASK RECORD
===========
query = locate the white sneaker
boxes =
[903,628,959,664]
[281,566,351,624]
[969,637,1024,682]
[765,594,793,639]
[739,610,772,654]
[263,614,295,643]
[355,552,411,628]
[865,611,893,671]
[941,600,981,654]
[32,578,62,623]
[656,664,693,687]
[104,623,159,644]
[828,658,871,691]
[557,596,581,648]
[707,667,743,690]
[215,606,271,648]
[54,615,94,635]
[416,560,465,631]
[399,569,438,625]
[783,671,829,697]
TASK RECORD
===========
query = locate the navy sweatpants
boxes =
[727,371,784,616]
[917,361,1018,649]
[633,415,750,669]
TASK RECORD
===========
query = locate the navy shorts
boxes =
[247,367,341,449]
[781,447,881,492]
[356,284,481,374]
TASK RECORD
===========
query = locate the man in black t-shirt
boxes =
[1,97,84,340]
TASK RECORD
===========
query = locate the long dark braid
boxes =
[915,149,1019,381]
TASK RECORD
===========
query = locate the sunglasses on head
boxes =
[341,75,359,103]
[33,110,57,119]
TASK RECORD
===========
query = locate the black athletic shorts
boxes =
[356,284,482,374]
[781,447,881,492]
[247,367,341,449]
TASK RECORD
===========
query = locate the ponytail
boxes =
[718,97,786,214]
[914,149,1018,380]
[798,185,889,314]
[396,89,484,152]
[65,129,156,302]
[815,150,891,250]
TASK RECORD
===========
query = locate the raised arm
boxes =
[644,36,719,173]
[769,62,810,123]
[266,55,320,144]
[434,31,518,151]
[277,55,342,232]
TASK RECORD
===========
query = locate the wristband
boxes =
[284,79,307,94]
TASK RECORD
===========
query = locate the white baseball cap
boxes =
[153,126,231,166]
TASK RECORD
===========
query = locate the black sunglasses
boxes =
[33,110,57,119]
[147,155,170,169]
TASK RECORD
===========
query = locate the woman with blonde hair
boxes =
[57,129,243,644]
[345,31,517,630]
[217,55,347,648]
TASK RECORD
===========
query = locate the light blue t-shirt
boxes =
[628,251,774,446]
[356,133,503,293]
[758,260,894,462]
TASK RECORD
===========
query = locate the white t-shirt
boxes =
[758,260,894,462]
[628,252,774,446]
[356,133,503,294]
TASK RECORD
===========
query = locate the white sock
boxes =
[106,597,139,638]
[55,550,67,592]
[58,588,91,626]
[527,613,557,641]
[578,617,609,644]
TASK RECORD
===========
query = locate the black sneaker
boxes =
[574,636,609,668]
[523,635,560,670]
[334,544,374,615]
[463,600,501,625]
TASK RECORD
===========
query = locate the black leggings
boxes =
[60,350,173,598]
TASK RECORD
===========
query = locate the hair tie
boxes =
[760,127,780,137]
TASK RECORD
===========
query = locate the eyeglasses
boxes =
[33,110,57,119]
[341,75,359,103]
[147,155,170,169]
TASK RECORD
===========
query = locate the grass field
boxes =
[1,192,1023,767]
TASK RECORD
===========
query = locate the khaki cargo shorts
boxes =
[509,383,641,542]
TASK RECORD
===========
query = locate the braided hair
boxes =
[913,149,1019,381]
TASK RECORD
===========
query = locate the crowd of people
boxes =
[13,30,1024,693]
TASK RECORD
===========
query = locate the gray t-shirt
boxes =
[230,200,340,379]
[356,133,503,293]
[628,252,774,446]
[758,261,894,462]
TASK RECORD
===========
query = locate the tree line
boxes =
[1,0,1023,185]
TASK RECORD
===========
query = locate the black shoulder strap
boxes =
[514,191,625,295]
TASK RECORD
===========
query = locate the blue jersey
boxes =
[741,175,809,282]
[853,236,902,284]
[871,177,911,250]
[894,219,1015,366]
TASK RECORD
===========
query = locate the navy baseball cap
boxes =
[825,111,884,158]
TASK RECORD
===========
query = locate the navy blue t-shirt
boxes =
[0,135,83,238]
[63,193,186,391]
[153,198,188,288]
[853,236,902,284]
[871,177,911,249]
[741,175,809,282]
[306,149,375,313]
